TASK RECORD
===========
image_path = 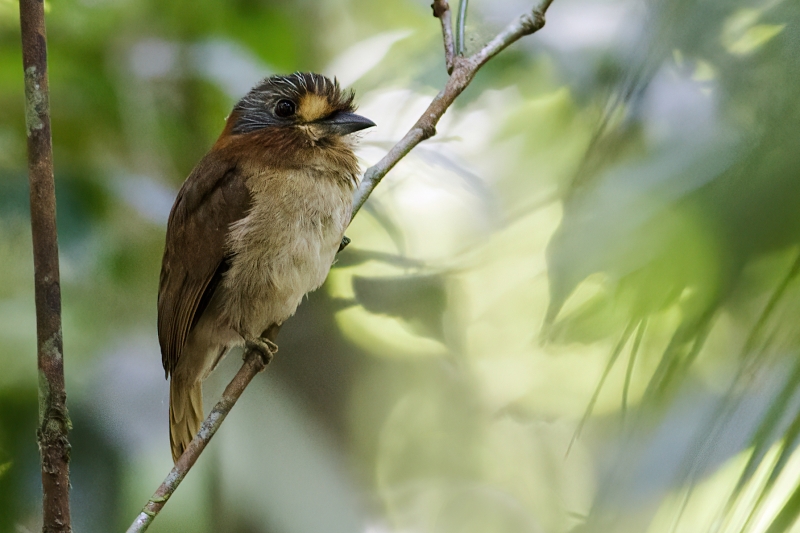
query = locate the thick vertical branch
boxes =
[18,1,72,532]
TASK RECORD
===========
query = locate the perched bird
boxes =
[157,72,375,462]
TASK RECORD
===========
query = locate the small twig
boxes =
[127,1,556,530]
[470,1,549,68]
[352,0,552,217]
[126,349,270,533]
[18,1,72,532]
[432,0,456,73]
[456,0,469,55]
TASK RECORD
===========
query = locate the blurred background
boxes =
[1,0,800,531]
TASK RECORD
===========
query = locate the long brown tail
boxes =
[169,377,203,463]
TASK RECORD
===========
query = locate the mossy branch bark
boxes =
[18,0,72,531]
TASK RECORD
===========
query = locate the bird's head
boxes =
[230,72,375,142]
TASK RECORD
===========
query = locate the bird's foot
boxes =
[245,337,278,367]
[338,236,351,253]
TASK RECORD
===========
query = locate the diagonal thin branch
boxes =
[126,349,270,533]
[18,1,73,532]
[127,1,556,530]
[470,1,549,68]
[352,0,552,217]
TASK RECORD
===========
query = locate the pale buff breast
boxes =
[219,166,354,339]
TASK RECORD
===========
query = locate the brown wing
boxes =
[158,151,251,377]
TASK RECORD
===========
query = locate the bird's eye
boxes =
[275,99,296,118]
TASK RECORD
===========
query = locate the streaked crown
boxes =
[232,72,356,134]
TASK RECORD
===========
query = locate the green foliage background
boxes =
[1,0,800,532]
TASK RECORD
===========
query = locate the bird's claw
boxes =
[245,337,278,367]
[338,236,351,253]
